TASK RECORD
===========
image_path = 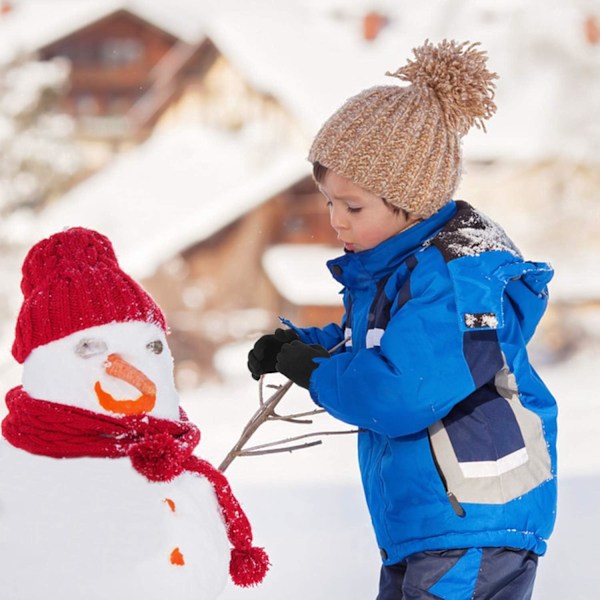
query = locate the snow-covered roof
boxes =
[203,0,600,162]
[29,125,310,278]
[203,1,418,141]
[262,244,343,307]
[0,0,204,64]
[3,0,598,161]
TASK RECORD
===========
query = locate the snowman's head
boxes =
[13,227,180,419]
[22,321,180,419]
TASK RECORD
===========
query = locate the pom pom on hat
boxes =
[308,38,498,218]
[387,39,497,135]
[12,227,166,363]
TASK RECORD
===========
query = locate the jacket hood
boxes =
[430,201,553,341]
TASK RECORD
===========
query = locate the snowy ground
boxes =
[0,324,597,598]
[164,341,600,600]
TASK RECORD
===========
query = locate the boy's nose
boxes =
[329,206,347,232]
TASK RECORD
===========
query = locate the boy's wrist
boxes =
[275,340,329,389]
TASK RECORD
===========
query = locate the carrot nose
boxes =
[104,353,156,396]
[94,353,156,415]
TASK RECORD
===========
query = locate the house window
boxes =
[100,38,143,66]
[64,41,97,64]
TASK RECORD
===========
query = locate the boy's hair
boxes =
[312,161,329,185]
[308,40,497,219]
[312,161,404,216]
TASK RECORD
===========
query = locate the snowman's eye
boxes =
[75,338,108,359]
[147,340,163,355]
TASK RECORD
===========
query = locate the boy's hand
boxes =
[247,328,299,380]
[275,340,329,389]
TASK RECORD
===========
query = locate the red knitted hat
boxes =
[12,227,166,364]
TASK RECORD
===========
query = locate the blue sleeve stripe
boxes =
[369,275,393,330]
[462,329,504,388]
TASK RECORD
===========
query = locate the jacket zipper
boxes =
[428,436,466,518]
[445,491,466,518]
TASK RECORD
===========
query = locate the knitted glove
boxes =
[275,340,329,389]
[247,328,299,380]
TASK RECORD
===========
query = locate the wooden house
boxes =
[0,2,223,167]
[6,0,598,383]
[35,8,218,166]
[37,10,186,122]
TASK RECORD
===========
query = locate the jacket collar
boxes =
[327,201,457,288]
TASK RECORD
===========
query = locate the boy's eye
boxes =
[146,340,163,354]
[346,206,362,214]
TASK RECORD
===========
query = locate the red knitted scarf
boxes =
[2,386,269,587]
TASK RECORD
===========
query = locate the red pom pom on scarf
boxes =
[229,545,270,587]
[128,432,185,482]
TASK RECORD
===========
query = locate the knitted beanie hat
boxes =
[308,39,498,218]
[12,227,166,364]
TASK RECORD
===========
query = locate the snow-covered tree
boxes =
[0,56,82,216]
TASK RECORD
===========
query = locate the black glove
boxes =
[275,340,329,389]
[247,328,299,380]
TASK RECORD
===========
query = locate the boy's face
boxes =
[318,170,420,252]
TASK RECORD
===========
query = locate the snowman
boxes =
[0,227,268,600]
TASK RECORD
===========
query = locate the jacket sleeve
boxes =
[307,251,501,437]
[280,318,346,353]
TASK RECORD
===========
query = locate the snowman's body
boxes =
[0,321,231,599]
[0,442,230,599]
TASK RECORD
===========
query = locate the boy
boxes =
[248,39,557,599]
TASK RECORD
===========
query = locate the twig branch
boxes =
[237,441,323,457]
[270,408,326,421]
[218,335,351,472]
[271,415,314,425]
[242,429,359,453]
[218,380,293,472]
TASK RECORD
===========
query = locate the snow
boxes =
[0,442,231,599]
[262,244,343,306]
[456,217,521,258]
[24,125,309,279]
[464,313,499,329]
[0,57,81,213]
[202,0,600,162]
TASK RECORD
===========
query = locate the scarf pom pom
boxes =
[128,432,185,482]
[229,546,270,587]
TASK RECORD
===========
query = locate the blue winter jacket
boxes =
[285,200,557,566]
